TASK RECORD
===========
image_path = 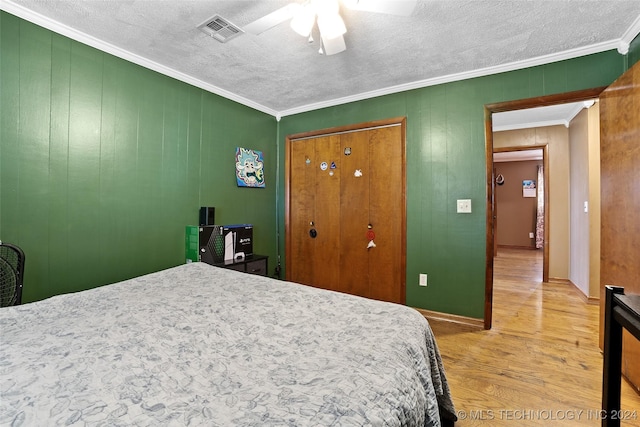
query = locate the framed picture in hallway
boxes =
[522,179,536,198]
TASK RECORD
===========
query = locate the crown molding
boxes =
[279,39,621,117]
[565,101,591,124]
[2,0,638,120]
[493,149,543,163]
[0,0,279,118]
[492,99,595,132]
[618,14,640,54]
[493,119,569,133]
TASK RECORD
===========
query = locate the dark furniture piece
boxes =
[602,285,640,427]
[213,254,268,276]
[0,242,26,307]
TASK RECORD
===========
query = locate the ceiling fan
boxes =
[243,0,418,55]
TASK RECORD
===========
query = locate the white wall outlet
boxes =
[529,232,534,238]
[419,273,427,287]
[456,199,472,213]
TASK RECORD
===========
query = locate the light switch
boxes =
[419,274,427,287]
[457,199,472,213]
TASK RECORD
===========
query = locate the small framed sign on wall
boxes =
[235,147,265,188]
[522,179,536,198]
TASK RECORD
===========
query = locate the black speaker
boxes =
[199,207,215,226]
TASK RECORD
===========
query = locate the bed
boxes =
[0,262,456,426]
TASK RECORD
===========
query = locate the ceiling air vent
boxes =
[197,15,244,43]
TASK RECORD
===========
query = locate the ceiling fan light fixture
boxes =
[321,33,346,55]
[342,0,418,16]
[312,0,340,16]
[290,3,316,37]
[342,0,360,10]
[317,13,347,39]
[246,0,413,56]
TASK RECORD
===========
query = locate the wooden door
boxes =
[368,125,405,302]
[286,119,406,304]
[339,130,371,298]
[600,59,640,391]
[288,135,341,291]
[493,168,498,257]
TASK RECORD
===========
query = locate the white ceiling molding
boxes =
[0,0,279,118]
[493,119,569,132]
[2,0,639,120]
[619,41,630,55]
[494,149,543,163]
[278,39,621,117]
[564,101,591,125]
[492,101,596,132]
[619,13,640,54]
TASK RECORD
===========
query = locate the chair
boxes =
[0,242,25,307]
[602,286,640,427]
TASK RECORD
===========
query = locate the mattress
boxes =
[0,262,455,426]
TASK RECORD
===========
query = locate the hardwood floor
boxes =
[429,248,640,426]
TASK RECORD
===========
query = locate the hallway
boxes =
[429,248,640,426]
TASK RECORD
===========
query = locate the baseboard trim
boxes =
[549,277,599,305]
[497,244,538,250]
[413,308,484,329]
[568,280,600,305]
[548,277,570,284]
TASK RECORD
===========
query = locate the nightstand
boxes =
[213,254,268,276]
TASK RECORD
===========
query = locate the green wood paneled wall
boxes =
[278,51,627,319]
[0,12,277,303]
[1,11,636,318]
[629,33,640,67]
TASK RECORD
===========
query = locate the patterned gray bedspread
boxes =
[0,263,455,426]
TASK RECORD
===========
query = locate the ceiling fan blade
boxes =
[322,34,346,56]
[244,3,302,35]
[343,0,417,16]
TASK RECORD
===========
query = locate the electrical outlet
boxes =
[456,199,472,213]
[419,273,427,287]
[529,232,534,238]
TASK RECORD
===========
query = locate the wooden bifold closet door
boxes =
[285,119,406,304]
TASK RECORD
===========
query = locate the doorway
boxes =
[493,147,548,279]
[483,87,606,329]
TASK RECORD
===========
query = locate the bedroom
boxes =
[1,0,640,425]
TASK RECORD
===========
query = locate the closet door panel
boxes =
[339,131,371,298]
[289,139,317,285]
[286,118,406,304]
[369,125,405,303]
[312,135,342,291]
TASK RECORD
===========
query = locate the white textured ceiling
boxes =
[3,0,640,118]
